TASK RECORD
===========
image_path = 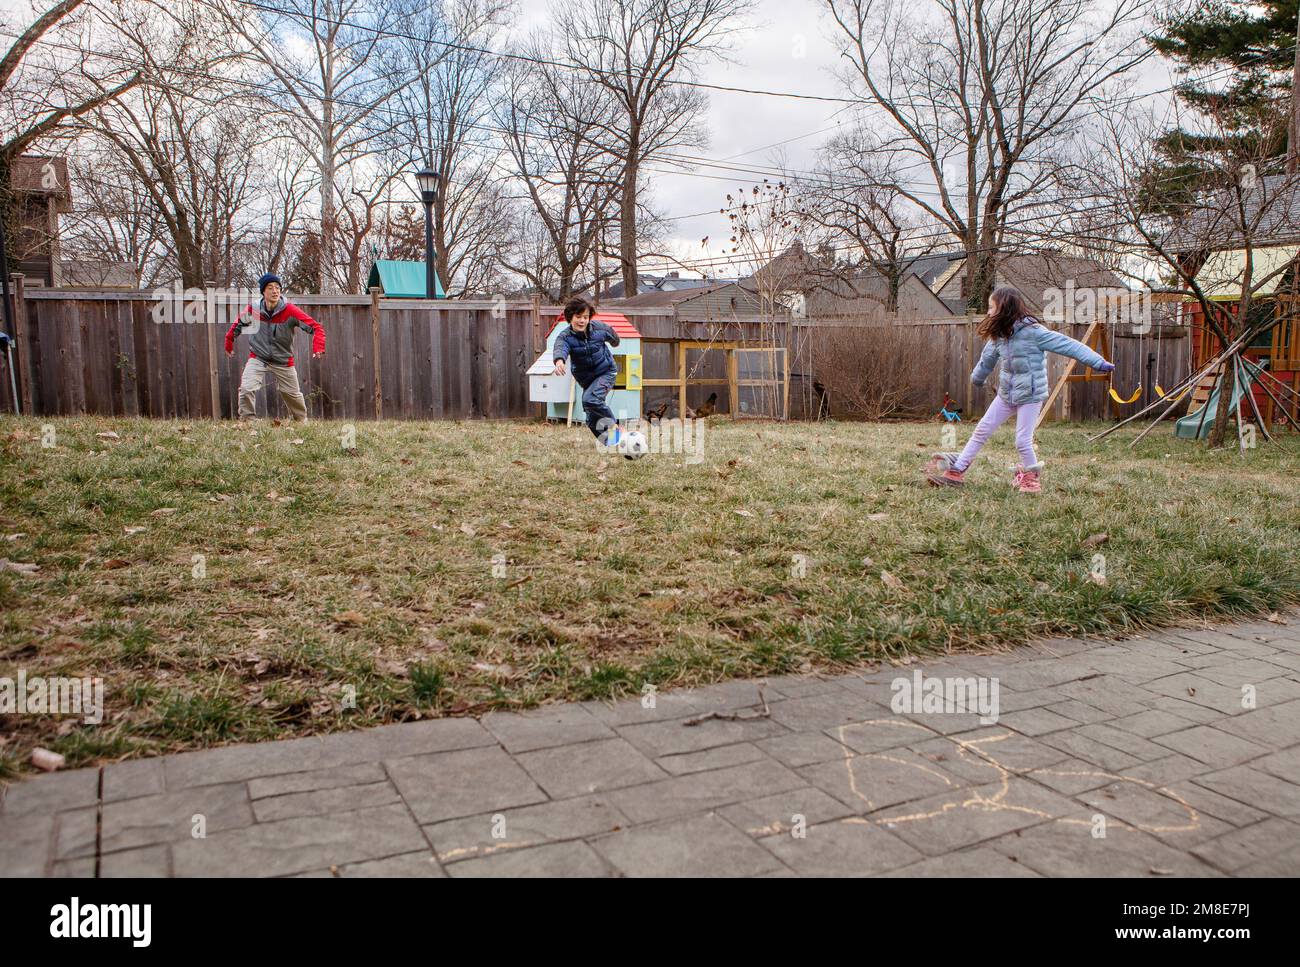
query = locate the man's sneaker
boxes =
[926,468,965,487]
[1018,469,1041,494]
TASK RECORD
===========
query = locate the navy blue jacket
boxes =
[553,321,620,379]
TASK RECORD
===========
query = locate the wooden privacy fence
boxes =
[1,279,1192,424]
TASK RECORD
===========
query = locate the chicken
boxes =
[644,397,672,422]
[687,392,718,419]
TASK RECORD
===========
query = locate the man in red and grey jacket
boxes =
[225,273,325,421]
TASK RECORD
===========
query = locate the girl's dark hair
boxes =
[563,296,596,322]
[978,285,1030,340]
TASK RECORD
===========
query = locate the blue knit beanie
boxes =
[258,273,282,294]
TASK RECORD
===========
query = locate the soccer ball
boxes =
[619,430,649,459]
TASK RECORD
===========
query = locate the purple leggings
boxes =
[954,396,1042,473]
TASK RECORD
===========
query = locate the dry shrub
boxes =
[809,322,936,420]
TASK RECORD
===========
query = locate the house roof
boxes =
[1163,172,1300,253]
[10,155,71,212]
[366,259,444,298]
[549,311,641,340]
[900,251,966,288]
[615,284,730,307]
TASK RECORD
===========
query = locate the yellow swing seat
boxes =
[1108,384,1142,405]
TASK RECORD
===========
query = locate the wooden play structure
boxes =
[526,311,643,424]
[639,336,791,420]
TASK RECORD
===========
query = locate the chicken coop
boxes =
[526,311,643,423]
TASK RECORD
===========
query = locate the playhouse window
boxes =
[614,353,629,388]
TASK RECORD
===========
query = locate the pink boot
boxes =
[1017,468,1041,493]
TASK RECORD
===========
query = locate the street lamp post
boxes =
[415,166,437,299]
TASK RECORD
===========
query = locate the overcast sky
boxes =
[3,0,1180,279]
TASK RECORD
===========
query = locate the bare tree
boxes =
[215,0,407,293]
[821,0,1152,310]
[494,50,623,300]
[555,0,753,296]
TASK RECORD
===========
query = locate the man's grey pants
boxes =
[238,357,308,421]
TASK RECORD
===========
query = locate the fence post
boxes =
[10,273,33,415]
[370,286,382,420]
[207,286,221,419]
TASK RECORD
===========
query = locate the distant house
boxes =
[8,155,71,286]
[58,260,137,289]
[747,241,954,318]
[366,259,444,298]
[614,280,762,315]
[926,249,1130,318]
[602,271,724,299]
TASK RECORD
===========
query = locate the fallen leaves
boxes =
[1267,612,1288,625]
[0,559,40,575]
[31,748,65,772]
[880,570,906,591]
[1081,532,1109,549]
[332,610,366,629]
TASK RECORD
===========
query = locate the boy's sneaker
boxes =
[926,468,965,487]
[1017,469,1041,494]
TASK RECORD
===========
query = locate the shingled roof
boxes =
[1163,172,1300,254]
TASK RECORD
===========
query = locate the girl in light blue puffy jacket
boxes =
[927,286,1113,493]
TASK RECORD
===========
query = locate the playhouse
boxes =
[526,311,643,423]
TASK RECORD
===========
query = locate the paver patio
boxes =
[3,615,1299,877]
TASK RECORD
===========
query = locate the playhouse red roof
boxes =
[551,311,640,339]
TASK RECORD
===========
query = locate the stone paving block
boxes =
[172,802,427,877]
[0,767,99,816]
[766,691,885,732]
[717,786,855,837]
[971,685,1066,715]
[1144,672,1251,713]
[1255,676,1300,704]
[1237,842,1300,875]
[449,840,612,877]
[1145,695,1224,724]
[97,782,254,856]
[656,742,768,776]
[53,806,99,862]
[1192,765,1300,818]
[617,711,787,758]
[1055,677,1158,716]
[1253,745,1300,785]
[100,844,171,877]
[997,706,1079,736]
[593,813,784,877]
[757,817,924,876]
[248,762,386,799]
[831,717,939,755]
[1037,730,1142,772]
[164,717,494,790]
[687,679,776,712]
[607,758,804,825]
[1107,709,1199,738]
[868,778,1080,857]
[798,748,967,814]
[580,691,701,727]
[253,781,400,823]
[989,822,1222,877]
[1153,725,1270,769]
[760,674,853,699]
[102,758,165,803]
[1191,658,1290,686]
[1074,723,1174,761]
[1261,651,1300,674]
[1157,781,1269,828]
[384,746,547,824]
[52,857,95,877]
[1078,780,1232,847]
[424,794,627,864]
[992,658,1103,691]
[910,737,1018,786]
[1122,755,1211,788]
[516,737,668,798]
[0,811,55,876]
[882,846,1041,877]
[755,730,853,768]
[339,852,445,877]
[1190,817,1300,873]
[481,704,615,753]
[1025,759,1125,796]
[1043,700,1112,724]
[947,728,1074,774]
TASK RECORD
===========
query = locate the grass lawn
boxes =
[1,414,1298,778]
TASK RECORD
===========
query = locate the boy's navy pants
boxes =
[578,370,617,439]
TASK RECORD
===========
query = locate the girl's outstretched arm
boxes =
[1031,323,1111,371]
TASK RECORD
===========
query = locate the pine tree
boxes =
[1145,1,1297,209]
[287,231,323,294]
